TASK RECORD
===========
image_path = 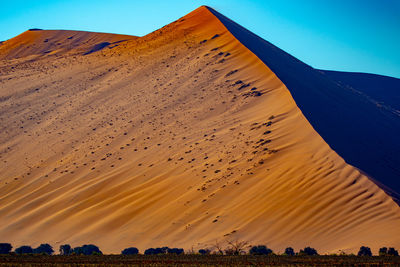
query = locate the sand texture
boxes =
[0,6,399,254]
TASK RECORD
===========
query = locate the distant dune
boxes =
[0,29,136,59]
[0,6,399,254]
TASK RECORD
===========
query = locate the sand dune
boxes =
[209,7,400,200]
[0,6,399,254]
[0,29,136,60]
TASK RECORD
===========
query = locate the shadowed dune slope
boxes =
[0,6,399,254]
[207,7,400,200]
[320,70,400,112]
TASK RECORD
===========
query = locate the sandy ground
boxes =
[0,6,399,254]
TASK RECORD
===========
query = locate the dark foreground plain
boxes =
[0,255,400,267]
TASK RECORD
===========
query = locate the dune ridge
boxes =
[0,6,399,253]
[207,6,400,199]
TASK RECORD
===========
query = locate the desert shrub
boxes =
[144,247,167,255]
[121,247,139,255]
[284,247,295,256]
[0,243,12,254]
[388,247,399,256]
[299,247,318,256]
[167,248,184,255]
[144,248,155,255]
[59,244,72,255]
[198,249,211,255]
[73,244,102,255]
[358,246,372,256]
[378,247,397,256]
[249,245,273,255]
[161,247,170,253]
[379,247,388,256]
[33,243,54,255]
[83,244,102,255]
[73,246,83,255]
[15,246,33,254]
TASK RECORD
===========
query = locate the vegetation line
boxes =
[0,242,399,256]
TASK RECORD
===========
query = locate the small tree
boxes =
[299,247,318,256]
[358,246,372,256]
[249,245,273,255]
[284,247,295,256]
[388,247,399,256]
[212,240,224,255]
[15,246,33,255]
[0,243,12,254]
[379,247,388,256]
[59,244,72,255]
[121,247,139,255]
[33,244,54,255]
[225,240,250,255]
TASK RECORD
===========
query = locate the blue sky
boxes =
[1,0,399,78]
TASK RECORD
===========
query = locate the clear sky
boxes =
[1,0,399,78]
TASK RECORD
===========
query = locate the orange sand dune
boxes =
[0,29,136,60]
[0,6,399,254]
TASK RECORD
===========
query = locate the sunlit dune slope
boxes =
[0,6,399,254]
[0,29,137,60]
